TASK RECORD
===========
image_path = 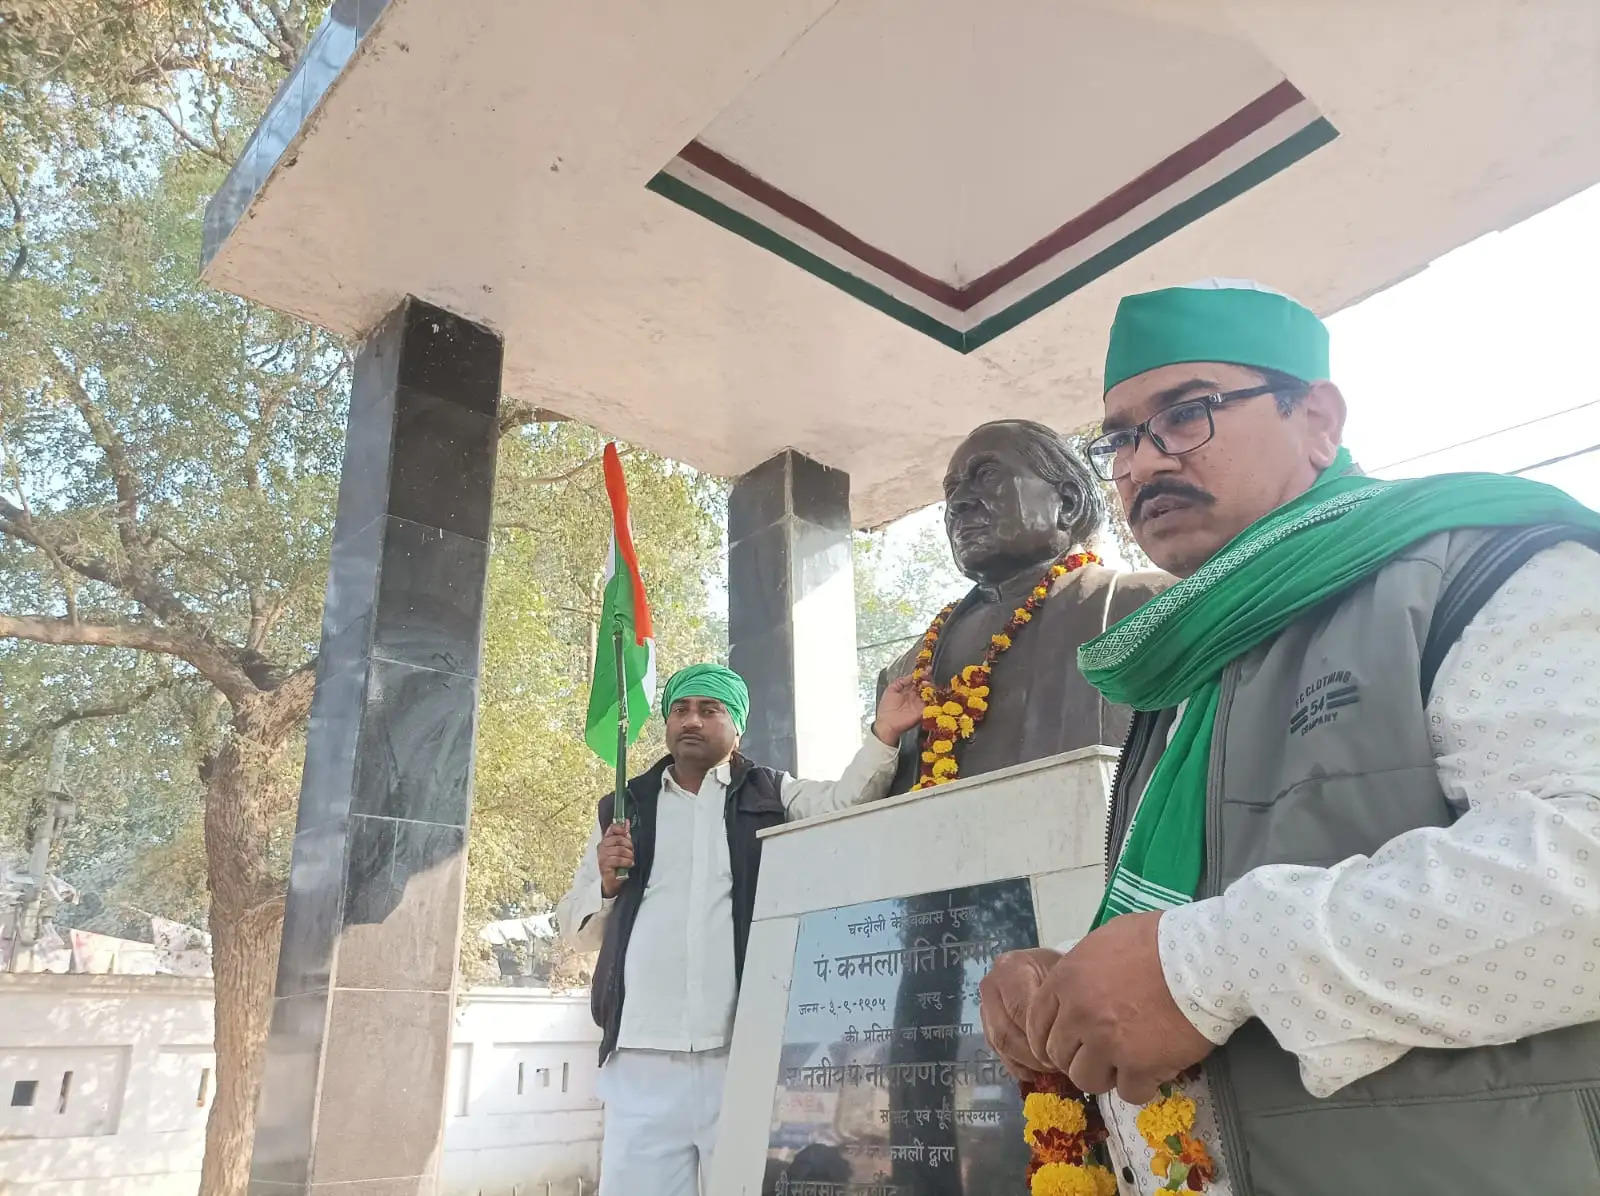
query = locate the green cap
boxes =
[1104,279,1329,393]
[660,663,749,734]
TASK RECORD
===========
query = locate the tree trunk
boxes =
[201,897,283,1196]
[197,676,314,1196]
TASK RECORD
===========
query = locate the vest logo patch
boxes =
[1290,670,1359,736]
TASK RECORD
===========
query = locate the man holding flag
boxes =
[979,280,1600,1194]
[557,446,924,1196]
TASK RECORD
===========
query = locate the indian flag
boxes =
[584,444,656,767]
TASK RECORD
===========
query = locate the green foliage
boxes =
[852,518,969,715]
[465,430,727,956]
[0,145,346,927]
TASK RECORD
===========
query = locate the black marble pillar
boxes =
[728,450,860,778]
[249,297,501,1196]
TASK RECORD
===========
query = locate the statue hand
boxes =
[872,674,924,745]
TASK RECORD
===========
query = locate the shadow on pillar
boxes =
[248,297,501,1196]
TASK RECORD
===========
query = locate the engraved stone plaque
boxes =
[764,877,1038,1196]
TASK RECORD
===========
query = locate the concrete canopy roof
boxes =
[203,0,1600,526]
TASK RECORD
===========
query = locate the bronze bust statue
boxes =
[879,419,1171,794]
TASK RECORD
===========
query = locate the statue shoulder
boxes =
[879,640,921,684]
[1058,561,1173,623]
[1106,565,1174,621]
[1114,565,1175,601]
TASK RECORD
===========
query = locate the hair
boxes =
[965,418,1107,547]
[1256,366,1314,415]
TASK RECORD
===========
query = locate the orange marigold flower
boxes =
[1023,1092,1087,1138]
[1027,1125,1086,1166]
[1030,1163,1117,1196]
[1177,1133,1215,1182]
[1135,1095,1196,1149]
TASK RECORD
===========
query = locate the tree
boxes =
[0,16,731,1186]
[852,522,968,715]
[0,152,348,1192]
[464,429,725,977]
[0,159,728,1193]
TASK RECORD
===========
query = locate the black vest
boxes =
[589,753,786,1066]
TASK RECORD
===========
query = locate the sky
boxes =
[883,178,1600,576]
[1334,181,1600,504]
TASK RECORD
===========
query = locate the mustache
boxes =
[1130,479,1216,523]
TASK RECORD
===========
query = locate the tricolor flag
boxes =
[584,444,656,767]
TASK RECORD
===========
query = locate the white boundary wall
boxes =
[0,976,602,1196]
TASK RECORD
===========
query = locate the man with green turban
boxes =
[557,662,924,1196]
[980,279,1600,1194]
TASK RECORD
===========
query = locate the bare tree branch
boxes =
[2,676,187,765]
[258,0,305,59]
[498,397,571,435]
[236,1,298,71]
[0,174,27,282]
[132,101,231,163]
[27,362,242,657]
[0,613,258,707]
[22,503,77,623]
[492,449,627,511]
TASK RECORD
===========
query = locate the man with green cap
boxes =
[979,279,1600,1193]
[556,662,923,1196]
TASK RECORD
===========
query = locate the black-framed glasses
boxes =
[1085,385,1278,481]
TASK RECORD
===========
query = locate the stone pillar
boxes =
[727,450,860,779]
[249,297,501,1196]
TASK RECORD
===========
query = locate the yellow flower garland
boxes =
[909,551,1098,791]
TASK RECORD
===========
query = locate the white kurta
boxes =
[555,738,899,1196]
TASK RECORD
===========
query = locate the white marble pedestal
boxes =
[707,746,1117,1196]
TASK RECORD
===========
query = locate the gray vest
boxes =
[1111,527,1600,1194]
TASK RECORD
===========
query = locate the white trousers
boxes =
[597,1048,729,1196]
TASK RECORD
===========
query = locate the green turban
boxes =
[660,663,749,734]
[1104,278,1329,393]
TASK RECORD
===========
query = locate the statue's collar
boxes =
[971,565,1051,605]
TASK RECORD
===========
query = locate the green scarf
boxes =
[1083,447,1600,927]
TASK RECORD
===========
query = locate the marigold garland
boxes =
[1021,1073,1113,1196]
[910,551,1099,791]
[1023,1069,1215,1194]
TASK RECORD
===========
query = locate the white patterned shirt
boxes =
[1102,541,1600,1195]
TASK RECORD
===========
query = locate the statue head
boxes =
[942,419,1105,585]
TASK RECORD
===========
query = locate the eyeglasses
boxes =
[1085,385,1279,481]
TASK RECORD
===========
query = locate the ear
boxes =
[1055,484,1088,534]
[1301,381,1348,470]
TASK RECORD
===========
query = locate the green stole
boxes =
[1081,448,1600,927]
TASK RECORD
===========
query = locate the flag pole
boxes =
[613,615,630,881]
